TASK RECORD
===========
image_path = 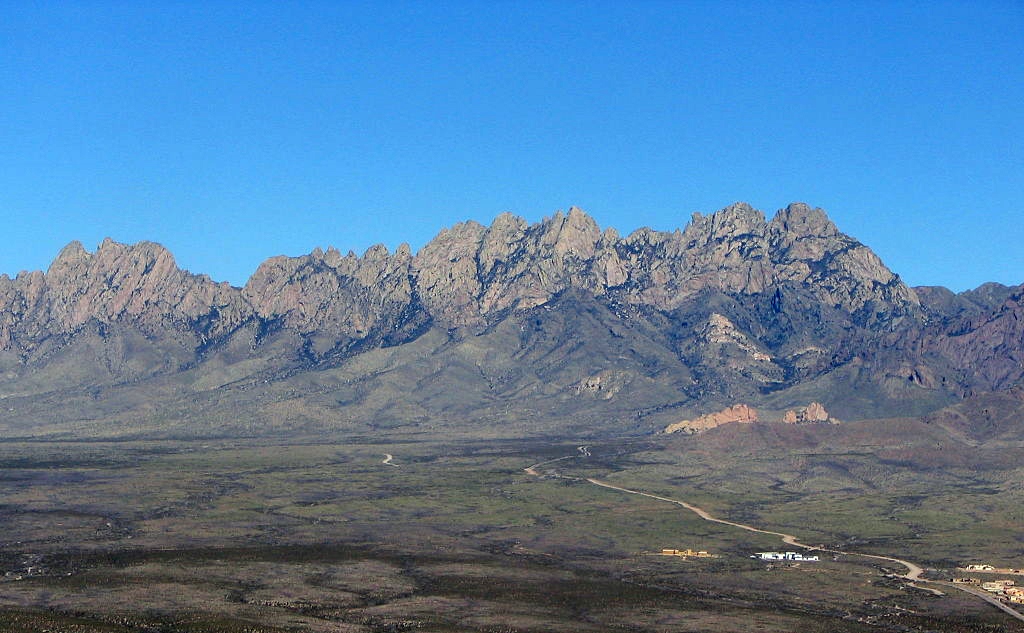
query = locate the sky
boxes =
[1,1,1021,292]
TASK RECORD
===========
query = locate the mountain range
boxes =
[1,202,1021,439]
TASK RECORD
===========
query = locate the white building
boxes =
[753,551,820,562]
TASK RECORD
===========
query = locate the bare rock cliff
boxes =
[0,239,247,353]
[405,202,919,329]
[243,243,422,351]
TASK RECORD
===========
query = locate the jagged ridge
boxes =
[0,202,1019,438]
[1,202,915,346]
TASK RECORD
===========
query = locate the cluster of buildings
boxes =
[953,564,1024,604]
[964,564,997,571]
[752,551,820,562]
[656,548,824,563]
[982,580,1024,603]
[962,563,1023,573]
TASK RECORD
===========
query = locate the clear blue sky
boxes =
[2,1,1021,291]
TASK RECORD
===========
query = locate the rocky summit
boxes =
[0,202,1020,439]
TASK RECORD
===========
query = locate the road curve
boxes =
[585,477,925,579]
[525,453,1024,624]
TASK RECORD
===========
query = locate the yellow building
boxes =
[659,548,713,558]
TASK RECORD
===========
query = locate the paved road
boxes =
[525,449,1024,624]
[933,580,1024,622]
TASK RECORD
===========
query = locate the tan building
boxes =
[660,548,713,558]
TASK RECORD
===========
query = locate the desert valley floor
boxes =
[2,416,1023,632]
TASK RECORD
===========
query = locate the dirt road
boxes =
[523,454,576,476]
[525,449,1024,624]
[585,477,927,581]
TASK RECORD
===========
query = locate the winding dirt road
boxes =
[584,477,926,580]
[525,448,1024,624]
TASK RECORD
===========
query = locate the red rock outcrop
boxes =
[783,402,833,424]
[664,404,759,434]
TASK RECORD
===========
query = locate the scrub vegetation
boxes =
[1,421,1021,632]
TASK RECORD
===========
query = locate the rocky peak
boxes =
[47,240,91,275]
[44,239,212,327]
[553,206,601,259]
[770,202,839,237]
[692,202,768,242]
[401,203,923,328]
[321,246,343,268]
[412,220,488,327]
[960,282,1015,312]
[489,211,528,235]
[479,213,528,275]
[761,204,920,322]
[362,243,391,261]
[566,206,590,222]
[0,238,249,352]
[245,241,416,337]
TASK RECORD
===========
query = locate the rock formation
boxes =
[664,404,759,434]
[782,402,834,424]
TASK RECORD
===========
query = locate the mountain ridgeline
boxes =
[1,203,1021,439]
